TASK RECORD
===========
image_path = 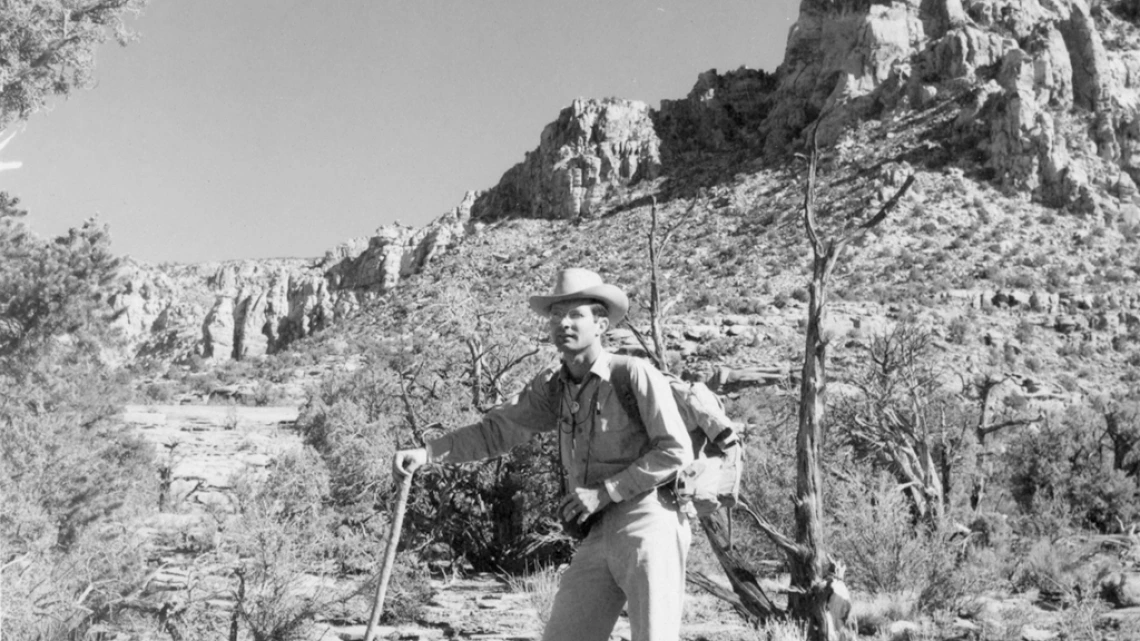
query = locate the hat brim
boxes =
[529,284,628,326]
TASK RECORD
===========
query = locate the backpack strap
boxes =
[545,370,569,496]
[608,354,644,429]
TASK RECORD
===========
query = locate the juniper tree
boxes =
[0,0,148,129]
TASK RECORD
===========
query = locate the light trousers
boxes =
[542,488,691,641]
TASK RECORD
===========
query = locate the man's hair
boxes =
[587,301,609,322]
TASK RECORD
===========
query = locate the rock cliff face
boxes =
[473,0,1140,224]
[111,192,480,362]
[473,99,662,220]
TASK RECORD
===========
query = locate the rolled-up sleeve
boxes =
[602,360,692,501]
[426,369,557,464]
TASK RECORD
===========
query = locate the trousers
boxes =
[541,488,691,641]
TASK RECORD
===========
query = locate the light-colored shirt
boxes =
[426,351,692,502]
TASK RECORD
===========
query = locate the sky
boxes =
[0,1,801,264]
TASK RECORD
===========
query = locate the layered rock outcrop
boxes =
[111,192,480,362]
[466,0,1140,225]
[746,0,1140,217]
[473,98,662,220]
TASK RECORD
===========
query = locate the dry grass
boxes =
[750,618,809,641]
[505,563,563,629]
[851,591,918,637]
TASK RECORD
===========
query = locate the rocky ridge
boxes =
[111,192,481,363]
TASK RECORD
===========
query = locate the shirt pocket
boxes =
[591,414,645,465]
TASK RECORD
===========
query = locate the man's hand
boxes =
[559,486,612,524]
[393,448,427,478]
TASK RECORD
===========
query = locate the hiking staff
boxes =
[364,463,417,641]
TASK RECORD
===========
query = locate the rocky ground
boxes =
[117,403,753,641]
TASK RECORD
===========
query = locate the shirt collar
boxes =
[559,350,613,384]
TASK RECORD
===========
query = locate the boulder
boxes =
[1101,571,1140,608]
[683,325,720,341]
[888,620,922,641]
[1053,314,1087,334]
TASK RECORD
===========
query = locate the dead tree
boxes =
[628,196,691,371]
[630,132,913,639]
[787,131,914,637]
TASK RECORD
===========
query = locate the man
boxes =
[393,268,693,641]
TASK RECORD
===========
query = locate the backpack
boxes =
[608,355,744,518]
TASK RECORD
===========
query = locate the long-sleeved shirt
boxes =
[426,351,692,502]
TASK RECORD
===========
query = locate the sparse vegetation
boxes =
[8,8,1140,637]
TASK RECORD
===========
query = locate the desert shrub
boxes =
[294,302,567,574]
[223,450,430,636]
[227,455,357,640]
[1006,405,1140,531]
[1045,266,1070,291]
[144,380,176,402]
[1008,536,1113,612]
[1007,271,1038,289]
[298,395,399,508]
[947,315,972,344]
[829,471,936,593]
[729,387,798,566]
[408,434,573,573]
[2,521,152,641]
[695,335,744,359]
[250,379,286,406]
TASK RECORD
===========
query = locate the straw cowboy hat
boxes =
[529,268,629,326]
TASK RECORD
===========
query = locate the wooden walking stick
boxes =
[363,467,416,641]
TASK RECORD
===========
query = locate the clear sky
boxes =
[0,1,800,264]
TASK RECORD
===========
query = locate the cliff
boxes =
[112,192,480,363]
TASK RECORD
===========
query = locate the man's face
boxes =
[548,299,608,356]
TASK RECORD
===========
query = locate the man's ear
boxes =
[598,315,610,333]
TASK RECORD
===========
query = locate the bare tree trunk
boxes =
[788,263,831,628]
[647,198,668,370]
[466,336,483,409]
[699,509,781,619]
[792,128,914,638]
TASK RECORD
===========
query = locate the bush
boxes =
[1,322,153,640]
[947,315,971,345]
[1006,405,1140,531]
[222,450,431,636]
[828,469,1001,615]
[295,337,568,574]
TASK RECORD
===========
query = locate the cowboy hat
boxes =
[529,268,629,325]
